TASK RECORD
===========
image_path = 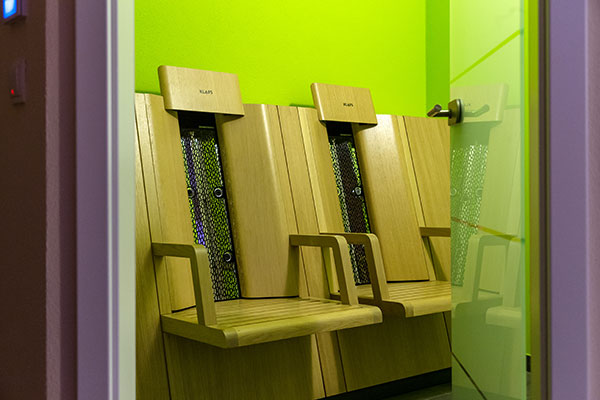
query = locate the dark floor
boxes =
[384,384,452,400]
[382,373,531,400]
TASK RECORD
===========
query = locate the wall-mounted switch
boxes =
[3,0,26,23]
[9,60,26,104]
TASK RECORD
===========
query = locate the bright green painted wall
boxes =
[135,0,427,116]
[426,0,450,110]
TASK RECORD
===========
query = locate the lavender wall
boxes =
[0,1,76,399]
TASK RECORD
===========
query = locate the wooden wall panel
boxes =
[216,104,299,298]
[353,115,430,281]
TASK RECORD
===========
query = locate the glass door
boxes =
[449,1,528,399]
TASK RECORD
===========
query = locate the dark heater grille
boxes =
[179,112,240,301]
[327,123,371,285]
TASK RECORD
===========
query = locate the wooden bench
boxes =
[305,83,451,318]
[135,68,381,349]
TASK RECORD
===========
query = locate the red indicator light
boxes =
[10,89,15,96]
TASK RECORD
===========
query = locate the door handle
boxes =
[427,99,463,126]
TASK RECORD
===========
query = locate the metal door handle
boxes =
[427,99,463,126]
[427,104,451,118]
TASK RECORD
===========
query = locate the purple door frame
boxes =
[72,0,600,398]
[76,0,135,399]
[548,0,600,398]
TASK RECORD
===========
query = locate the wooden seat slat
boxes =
[162,298,381,348]
[331,281,451,317]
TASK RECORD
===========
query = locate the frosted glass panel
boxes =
[450,1,527,399]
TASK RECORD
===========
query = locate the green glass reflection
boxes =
[450,0,527,399]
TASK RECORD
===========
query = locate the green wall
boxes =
[426,0,450,111]
[135,0,428,116]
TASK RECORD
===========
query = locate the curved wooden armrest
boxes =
[419,227,451,237]
[320,232,390,302]
[289,234,358,306]
[152,243,216,325]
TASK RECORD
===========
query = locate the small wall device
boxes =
[3,0,25,23]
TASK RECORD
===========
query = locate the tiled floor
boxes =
[384,384,452,400]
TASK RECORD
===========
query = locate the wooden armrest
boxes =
[152,243,216,325]
[289,234,358,306]
[320,232,390,302]
[419,227,451,237]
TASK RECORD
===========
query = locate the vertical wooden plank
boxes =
[403,116,451,227]
[403,116,451,281]
[134,95,171,399]
[298,108,346,234]
[353,115,430,281]
[135,94,172,314]
[396,116,427,228]
[298,107,345,294]
[395,116,438,281]
[279,106,347,395]
[278,106,330,298]
[139,94,196,311]
[215,104,299,298]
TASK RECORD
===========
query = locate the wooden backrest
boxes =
[279,106,335,299]
[216,104,344,299]
[352,116,431,281]
[137,94,334,300]
[215,104,300,298]
[153,66,327,299]
[403,117,451,281]
[297,109,346,235]
[307,83,451,282]
[300,111,451,283]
